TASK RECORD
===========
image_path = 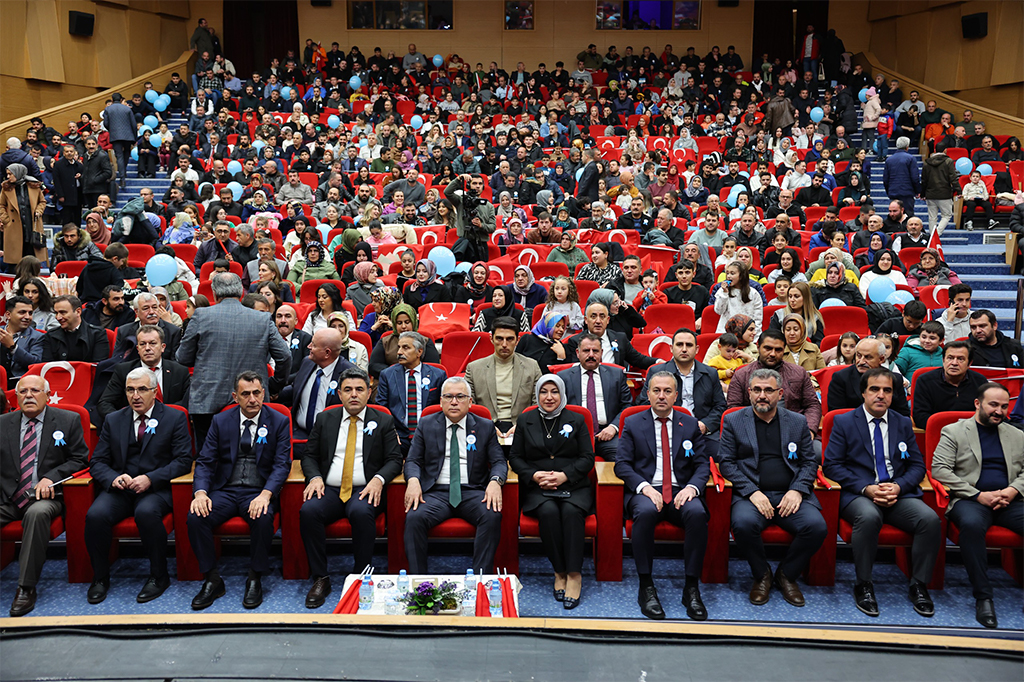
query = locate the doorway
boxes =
[751,0,830,68]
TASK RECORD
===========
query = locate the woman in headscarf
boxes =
[287,241,339,286]
[508,373,594,610]
[858,247,907,299]
[329,227,364,270]
[84,211,111,247]
[546,231,590,271]
[339,241,375,286]
[576,243,625,288]
[148,286,184,327]
[808,246,859,285]
[367,302,441,379]
[702,313,758,363]
[510,264,549,309]
[472,285,530,332]
[403,258,447,308]
[854,232,889,269]
[780,313,825,372]
[495,191,528,225]
[767,281,824,345]
[345,261,385,315]
[327,311,369,372]
[161,212,196,245]
[0,163,47,267]
[588,285,646,339]
[906,248,961,293]
[497,214,528,251]
[682,174,709,205]
[810,261,866,308]
[454,261,493,308]
[358,285,401,346]
[516,312,569,374]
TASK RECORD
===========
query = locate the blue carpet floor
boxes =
[2,541,1022,630]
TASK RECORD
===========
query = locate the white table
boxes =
[340,573,521,617]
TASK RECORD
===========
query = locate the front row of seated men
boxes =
[2,361,1021,627]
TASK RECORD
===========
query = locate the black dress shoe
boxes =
[191,577,225,610]
[552,588,565,602]
[638,585,665,620]
[975,598,998,629]
[9,586,37,617]
[137,575,171,603]
[87,578,110,605]
[243,577,263,609]
[854,581,879,617]
[563,589,582,610]
[683,585,707,621]
[909,582,934,617]
[305,576,332,609]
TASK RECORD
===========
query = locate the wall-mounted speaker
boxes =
[718,0,740,6]
[961,12,988,39]
[68,10,94,36]
[311,0,332,6]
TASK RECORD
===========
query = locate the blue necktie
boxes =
[305,369,323,434]
[872,417,890,483]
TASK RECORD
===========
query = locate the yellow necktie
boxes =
[339,414,358,502]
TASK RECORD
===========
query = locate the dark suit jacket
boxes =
[0,407,89,505]
[112,320,181,363]
[41,323,109,363]
[301,406,403,486]
[509,409,594,512]
[90,402,193,492]
[1,327,45,386]
[284,330,313,383]
[96,359,191,419]
[405,412,507,492]
[827,365,910,417]
[718,406,821,508]
[283,356,356,429]
[193,405,291,496]
[577,161,599,201]
[822,407,924,509]
[376,362,447,443]
[558,364,632,430]
[637,360,727,435]
[563,328,657,371]
[614,408,710,503]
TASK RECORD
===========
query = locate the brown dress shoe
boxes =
[774,567,805,607]
[10,586,37,617]
[305,575,332,609]
[749,570,772,605]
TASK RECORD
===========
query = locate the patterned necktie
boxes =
[659,418,672,502]
[586,371,599,428]
[339,414,358,502]
[448,424,462,507]
[407,369,419,429]
[305,368,323,434]
[151,366,163,402]
[872,417,890,483]
[16,419,38,509]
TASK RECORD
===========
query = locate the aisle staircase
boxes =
[112,112,189,212]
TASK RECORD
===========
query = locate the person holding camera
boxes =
[445,174,496,263]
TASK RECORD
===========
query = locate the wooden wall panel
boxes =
[827,1,871,55]
[58,0,102,87]
[156,0,191,19]
[26,1,66,82]
[0,75,101,123]
[160,15,190,66]
[127,9,164,75]
[868,0,899,22]
[868,18,898,70]
[950,85,1023,119]
[923,4,962,92]
[989,0,1023,87]
[0,2,29,78]
[94,3,134,85]
[894,13,929,83]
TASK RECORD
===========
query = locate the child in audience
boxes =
[632,269,667,314]
[715,236,739,269]
[772,275,791,305]
[543,275,584,331]
[826,331,860,366]
[707,332,747,392]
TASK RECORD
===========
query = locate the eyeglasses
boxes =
[749,387,780,395]
[441,394,470,402]
[125,386,156,395]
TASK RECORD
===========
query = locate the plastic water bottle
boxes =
[358,575,374,610]
[488,579,502,615]
[396,569,410,595]
[465,569,477,593]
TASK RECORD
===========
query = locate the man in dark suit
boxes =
[1,376,89,617]
[299,368,403,608]
[273,304,311,388]
[97,325,190,420]
[719,368,827,607]
[187,371,291,611]
[42,295,109,363]
[823,368,940,618]
[0,296,45,389]
[563,302,657,372]
[638,328,726,457]
[558,333,632,461]
[52,143,83,225]
[403,376,508,573]
[111,292,182,363]
[282,329,354,445]
[615,371,710,621]
[84,368,193,605]
[827,338,910,417]
[376,331,447,452]
[576,149,600,202]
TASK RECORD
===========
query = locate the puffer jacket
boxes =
[50,229,104,267]
[894,336,943,375]
[921,153,958,200]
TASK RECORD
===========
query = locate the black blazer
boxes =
[112,320,181,363]
[402,282,448,309]
[192,405,291,496]
[302,407,403,487]
[637,359,727,435]
[282,356,356,427]
[509,409,594,513]
[0,407,89,505]
[563,328,657,371]
[96,359,191,420]
[826,365,910,418]
[405,412,507,492]
[614,408,710,503]
[285,330,313,383]
[577,162,599,201]
[41,323,109,363]
[89,401,193,493]
[557,363,632,430]
[52,157,84,204]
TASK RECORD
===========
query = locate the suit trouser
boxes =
[841,495,941,584]
[731,491,827,580]
[947,497,1024,600]
[85,488,172,579]
[1,499,63,587]
[299,484,383,577]
[892,195,916,218]
[191,413,214,452]
[527,499,587,574]
[59,205,80,226]
[594,436,618,462]
[628,490,707,578]
[404,486,502,574]
[112,141,132,184]
[187,486,276,574]
[927,199,953,235]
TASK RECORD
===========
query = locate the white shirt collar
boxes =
[445,414,469,431]
[862,406,887,424]
[241,409,262,427]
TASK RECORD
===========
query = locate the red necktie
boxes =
[137,417,146,442]
[151,367,163,402]
[659,418,672,502]
[585,371,599,428]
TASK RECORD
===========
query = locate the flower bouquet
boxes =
[404,580,461,615]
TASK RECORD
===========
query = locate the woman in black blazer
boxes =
[509,374,595,610]
[402,258,448,309]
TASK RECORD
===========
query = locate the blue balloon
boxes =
[327,114,341,129]
[349,75,362,91]
[252,140,266,151]
[131,147,139,161]
[358,138,368,147]
[153,99,168,112]
[867,277,897,303]
[280,86,292,100]
[145,90,159,103]
[858,88,869,103]
[810,107,824,123]
[145,254,178,287]
[138,125,153,135]
[955,158,973,175]
[818,297,847,309]
[409,115,423,130]
[149,133,163,148]
[428,246,456,277]
[454,261,473,275]
[226,160,243,175]
[144,115,159,129]
[226,181,244,201]
[738,170,749,178]
[432,54,444,68]
[885,290,915,306]
[978,164,993,176]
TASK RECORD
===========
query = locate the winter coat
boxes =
[894,337,943,376]
[920,153,958,200]
[0,178,46,262]
[862,96,881,130]
[50,229,104,267]
[882,150,920,197]
[81,150,112,195]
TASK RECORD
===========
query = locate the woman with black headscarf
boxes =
[472,285,530,332]
[0,164,47,268]
[402,258,448,309]
[858,247,907,299]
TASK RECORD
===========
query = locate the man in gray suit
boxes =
[102,94,137,190]
[464,317,541,440]
[177,273,291,445]
[719,368,827,608]
[558,333,633,461]
[932,383,1024,629]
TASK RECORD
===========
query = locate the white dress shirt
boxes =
[599,332,616,364]
[325,407,374,488]
[437,415,469,486]
[133,406,155,442]
[638,409,700,496]
[144,361,163,396]
[676,364,695,413]
[863,406,894,482]
[296,358,339,427]
[239,409,261,446]
[405,363,423,425]
[580,368,607,426]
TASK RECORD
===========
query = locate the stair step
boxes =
[953,263,1013,276]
